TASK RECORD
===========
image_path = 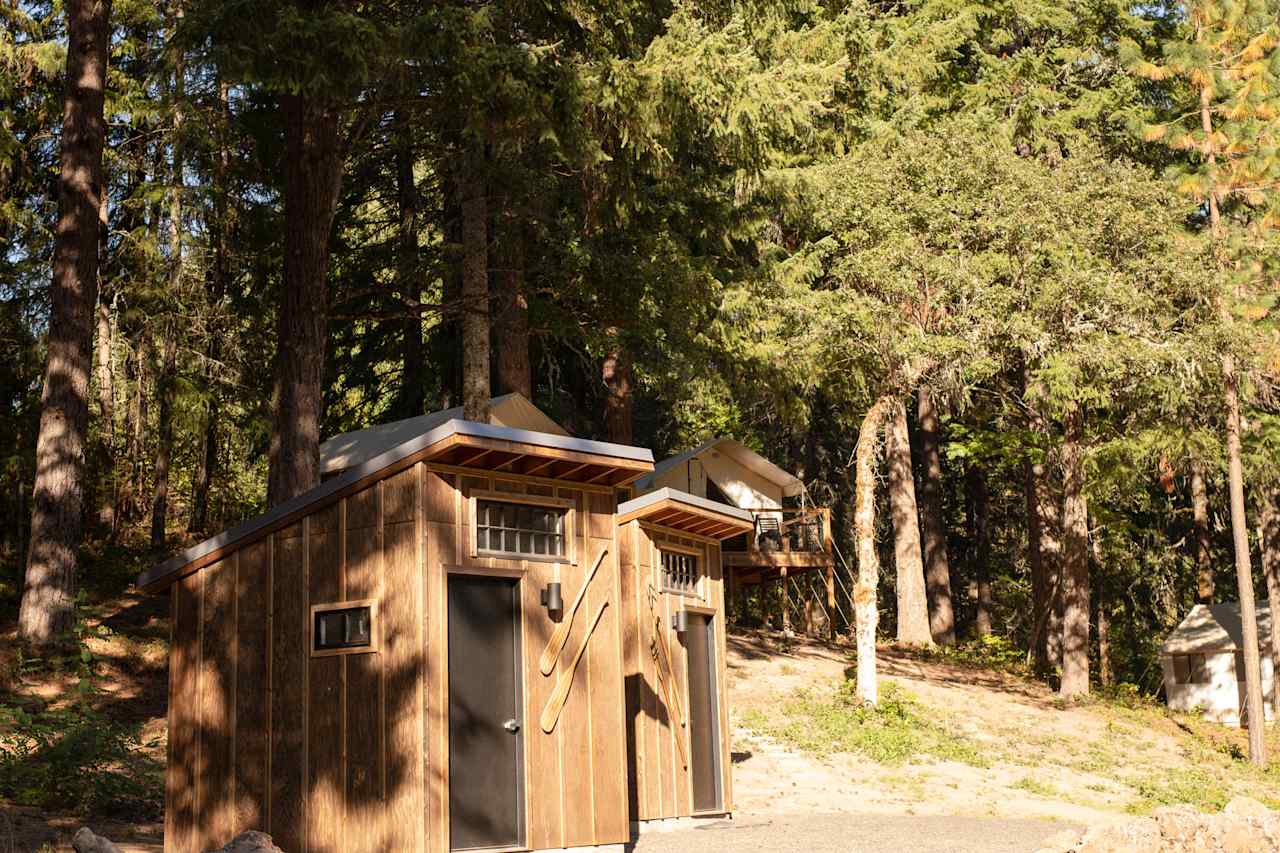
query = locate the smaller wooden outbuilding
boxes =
[615,488,753,827]
[1162,603,1276,726]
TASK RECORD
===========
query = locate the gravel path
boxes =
[630,813,1077,853]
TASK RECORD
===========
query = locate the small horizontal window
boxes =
[477,499,567,558]
[315,606,372,652]
[661,549,699,594]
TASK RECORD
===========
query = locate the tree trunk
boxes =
[916,387,954,645]
[267,92,343,507]
[150,327,177,548]
[1202,77,1265,765]
[459,150,490,423]
[1225,353,1266,763]
[1024,364,1063,675]
[854,396,892,704]
[1097,593,1112,688]
[1093,532,1112,688]
[127,327,148,520]
[1258,490,1280,703]
[495,216,531,399]
[966,464,993,638]
[887,398,933,645]
[1190,457,1214,603]
[393,110,425,419]
[602,329,633,444]
[18,0,110,647]
[151,47,183,549]
[1059,404,1090,699]
[190,81,229,533]
[94,188,115,533]
[190,392,218,533]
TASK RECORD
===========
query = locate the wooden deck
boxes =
[723,549,832,569]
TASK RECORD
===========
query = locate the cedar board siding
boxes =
[164,462,629,852]
[619,520,733,822]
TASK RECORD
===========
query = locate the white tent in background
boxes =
[1161,603,1276,726]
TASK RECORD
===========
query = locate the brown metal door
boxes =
[686,612,722,813]
[448,576,524,850]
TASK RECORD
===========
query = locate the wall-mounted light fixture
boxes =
[673,609,690,634]
[540,582,563,613]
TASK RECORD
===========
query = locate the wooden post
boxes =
[826,563,836,642]
[781,567,791,636]
[726,566,736,625]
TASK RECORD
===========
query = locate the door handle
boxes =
[503,719,520,733]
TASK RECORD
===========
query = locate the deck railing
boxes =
[723,506,832,555]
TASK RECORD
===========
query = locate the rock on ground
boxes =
[72,828,125,853]
[203,831,285,853]
[1036,797,1280,853]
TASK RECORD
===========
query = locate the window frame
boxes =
[468,491,577,564]
[310,598,380,658]
[657,543,703,597]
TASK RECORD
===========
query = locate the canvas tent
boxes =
[634,437,803,511]
[1161,603,1276,726]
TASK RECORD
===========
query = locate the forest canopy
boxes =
[4,0,1280,751]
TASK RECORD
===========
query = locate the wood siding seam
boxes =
[196,565,205,850]
[266,535,273,835]
[230,550,239,832]
[301,519,310,853]
[417,462,429,853]
[379,478,387,807]
[340,498,348,853]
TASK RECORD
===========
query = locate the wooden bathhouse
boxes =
[138,399,746,852]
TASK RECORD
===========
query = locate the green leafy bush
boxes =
[742,680,989,767]
[0,609,163,820]
[0,702,163,819]
[1125,767,1230,814]
[914,634,1028,675]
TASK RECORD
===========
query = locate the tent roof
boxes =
[616,487,753,540]
[636,437,804,499]
[137,418,652,593]
[1162,603,1274,655]
[319,392,569,475]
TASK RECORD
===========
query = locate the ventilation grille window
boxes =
[661,550,699,594]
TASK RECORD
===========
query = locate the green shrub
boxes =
[742,680,990,767]
[1125,768,1230,814]
[0,702,164,820]
[914,634,1028,675]
[0,608,163,820]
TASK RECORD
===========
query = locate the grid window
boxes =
[476,499,567,558]
[1173,653,1209,685]
[314,606,372,652]
[661,550,699,594]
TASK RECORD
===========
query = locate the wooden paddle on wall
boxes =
[539,547,608,676]
[652,616,687,729]
[539,600,609,733]
[650,617,689,768]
